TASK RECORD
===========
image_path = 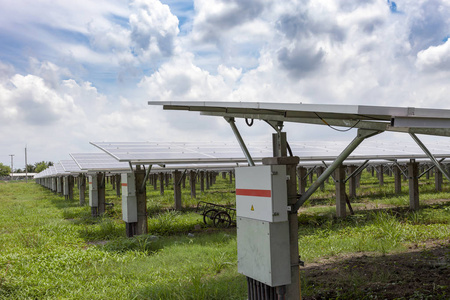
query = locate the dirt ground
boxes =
[301,240,450,299]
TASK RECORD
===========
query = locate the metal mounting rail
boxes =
[293,129,381,212]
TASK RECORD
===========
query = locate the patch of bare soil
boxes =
[301,241,450,299]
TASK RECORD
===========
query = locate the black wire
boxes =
[287,141,293,157]
[314,112,361,132]
[245,118,254,126]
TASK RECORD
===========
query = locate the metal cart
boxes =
[196,201,236,228]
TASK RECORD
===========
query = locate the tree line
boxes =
[0,161,54,176]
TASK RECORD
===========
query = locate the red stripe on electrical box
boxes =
[235,188,271,197]
[121,183,127,187]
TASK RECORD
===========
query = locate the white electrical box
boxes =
[121,173,137,223]
[63,177,69,196]
[89,175,98,207]
[235,165,291,287]
[237,217,291,286]
[235,165,288,223]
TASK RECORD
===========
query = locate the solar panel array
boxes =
[35,139,450,178]
[90,140,450,165]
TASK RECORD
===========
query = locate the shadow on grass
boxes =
[301,243,450,299]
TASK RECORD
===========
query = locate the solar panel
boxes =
[90,141,267,164]
[60,159,83,173]
[54,163,68,176]
[70,153,131,172]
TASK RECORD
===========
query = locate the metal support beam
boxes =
[344,160,370,184]
[419,158,445,179]
[293,129,381,211]
[304,166,316,180]
[409,133,450,181]
[322,161,335,181]
[141,165,152,192]
[393,161,408,178]
[225,117,255,166]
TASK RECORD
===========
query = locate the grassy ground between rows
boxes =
[0,171,449,299]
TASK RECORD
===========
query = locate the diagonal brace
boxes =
[393,161,408,178]
[419,158,445,179]
[225,117,255,166]
[293,129,381,212]
[344,160,370,184]
[140,165,152,193]
[409,133,450,181]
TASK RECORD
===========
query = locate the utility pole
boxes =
[9,154,14,180]
[25,146,28,183]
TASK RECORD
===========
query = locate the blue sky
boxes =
[1,0,450,169]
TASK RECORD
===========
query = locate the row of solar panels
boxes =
[34,139,450,179]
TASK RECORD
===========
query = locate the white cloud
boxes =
[139,53,232,100]
[416,40,450,72]
[129,0,180,60]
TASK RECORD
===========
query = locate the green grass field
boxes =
[1,170,449,299]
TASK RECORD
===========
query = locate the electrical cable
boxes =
[314,112,361,132]
[245,118,254,126]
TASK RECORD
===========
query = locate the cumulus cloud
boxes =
[139,53,232,100]
[129,0,180,59]
[416,40,450,72]
[192,0,268,43]
[407,0,450,54]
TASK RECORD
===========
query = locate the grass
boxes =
[0,169,449,299]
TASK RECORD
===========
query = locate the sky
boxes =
[1,0,450,170]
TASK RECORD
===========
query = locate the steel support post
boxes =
[408,159,420,210]
[262,131,300,300]
[97,173,106,215]
[200,170,205,192]
[116,174,121,196]
[206,171,210,190]
[435,167,443,192]
[348,165,357,199]
[294,129,381,211]
[317,166,325,191]
[136,166,148,235]
[297,166,307,194]
[79,174,86,206]
[68,175,74,200]
[165,173,170,188]
[335,165,347,217]
[190,170,196,198]
[152,174,157,190]
[173,170,182,210]
[159,172,164,195]
[394,165,402,194]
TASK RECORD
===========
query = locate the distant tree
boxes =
[35,161,53,173]
[26,164,36,173]
[0,163,11,176]
[16,169,23,173]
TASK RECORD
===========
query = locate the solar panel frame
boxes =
[148,101,450,136]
